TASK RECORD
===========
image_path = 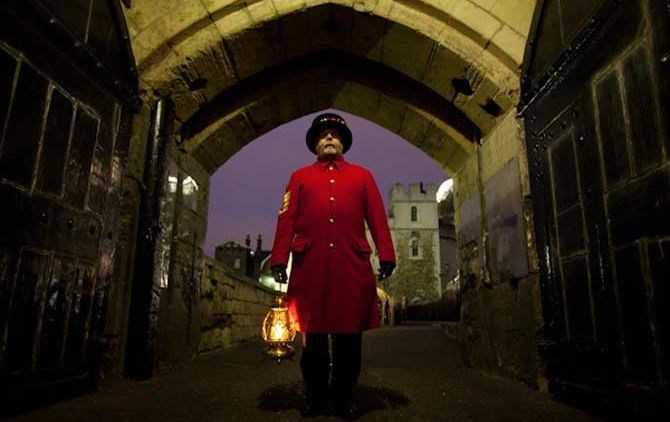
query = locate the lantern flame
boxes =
[261,296,296,361]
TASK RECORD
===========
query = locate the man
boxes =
[270,113,396,420]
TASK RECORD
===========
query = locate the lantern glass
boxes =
[261,297,297,361]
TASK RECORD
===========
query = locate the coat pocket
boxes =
[353,238,372,256]
[291,236,311,253]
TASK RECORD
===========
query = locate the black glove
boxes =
[377,261,396,281]
[271,264,288,284]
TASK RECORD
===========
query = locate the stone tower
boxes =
[369,182,441,306]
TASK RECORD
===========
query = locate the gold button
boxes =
[329,179,335,184]
[329,243,335,248]
[328,166,334,171]
[329,218,335,224]
[329,196,335,201]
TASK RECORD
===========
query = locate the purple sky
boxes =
[204,109,450,257]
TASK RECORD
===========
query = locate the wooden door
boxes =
[521,0,669,414]
[0,0,137,406]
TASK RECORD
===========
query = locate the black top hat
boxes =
[305,113,353,154]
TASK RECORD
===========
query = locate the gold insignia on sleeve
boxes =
[278,191,291,215]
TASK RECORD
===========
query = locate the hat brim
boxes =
[306,122,352,154]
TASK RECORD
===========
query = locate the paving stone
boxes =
[14,326,603,422]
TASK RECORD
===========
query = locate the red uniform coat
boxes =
[270,156,395,333]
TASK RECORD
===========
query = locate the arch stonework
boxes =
[125,0,534,86]
[184,53,478,174]
[118,0,545,386]
[123,0,536,173]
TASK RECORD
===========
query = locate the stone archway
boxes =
[118,0,540,384]
[181,53,478,174]
[3,0,668,416]
[124,1,533,99]
[123,1,536,149]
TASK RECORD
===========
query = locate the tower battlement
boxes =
[388,182,438,202]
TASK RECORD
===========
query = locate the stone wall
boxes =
[102,102,152,379]
[452,109,544,388]
[438,195,459,291]
[104,100,214,376]
[384,230,441,305]
[199,256,277,353]
[103,98,276,377]
[155,151,210,367]
[380,183,442,305]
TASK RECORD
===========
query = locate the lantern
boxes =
[261,296,297,361]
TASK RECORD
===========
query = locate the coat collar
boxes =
[312,155,349,171]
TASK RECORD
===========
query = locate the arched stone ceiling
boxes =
[184,50,478,174]
[125,1,535,86]
[187,68,474,175]
[122,0,537,173]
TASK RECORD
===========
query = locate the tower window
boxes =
[411,205,418,222]
[409,237,422,260]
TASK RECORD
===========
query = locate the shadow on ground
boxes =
[257,382,410,416]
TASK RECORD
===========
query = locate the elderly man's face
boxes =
[315,128,344,158]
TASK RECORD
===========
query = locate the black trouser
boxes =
[300,332,362,403]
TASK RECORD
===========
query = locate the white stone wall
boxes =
[388,183,439,230]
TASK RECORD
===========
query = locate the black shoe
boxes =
[300,394,327,417]
[333,400,359,420]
